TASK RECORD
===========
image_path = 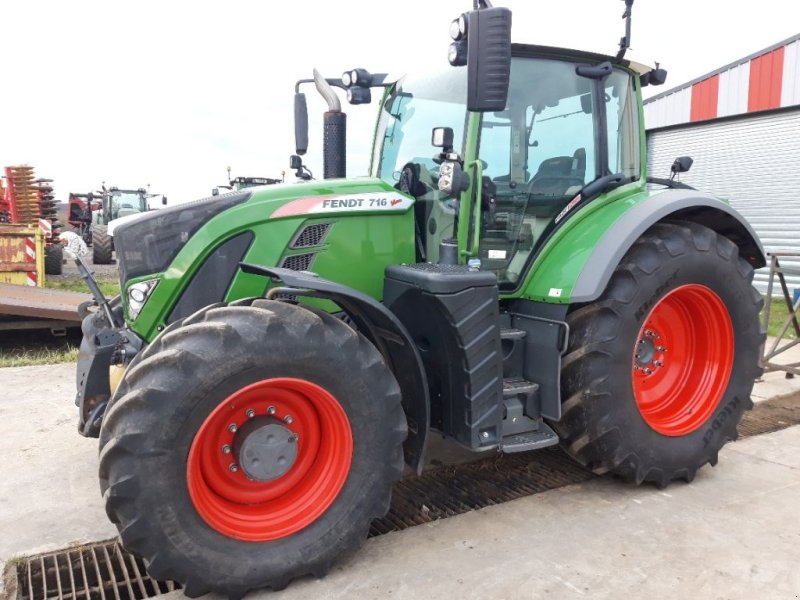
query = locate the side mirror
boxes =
[162,196,168,205]
[448,6,512,113]
[671,156,693,175]
[294,92,309,156]
[212,188,219,197]
[290,154,303,170]
[431,127,454,151]
[641,67,668,87]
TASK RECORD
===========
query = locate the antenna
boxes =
[616,0,634,61]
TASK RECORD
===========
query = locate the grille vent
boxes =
[279,253,315,271]
[290,223,332,249]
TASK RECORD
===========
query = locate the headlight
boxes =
[127,279,159,320]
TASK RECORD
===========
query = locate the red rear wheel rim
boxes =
[631,284,734,436]
[187,378,353,541]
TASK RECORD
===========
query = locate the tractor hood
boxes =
[113,178,413,285]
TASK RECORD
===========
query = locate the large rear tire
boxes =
[92,225,113,264]
[98,299,406,597]
[553,221,763,487]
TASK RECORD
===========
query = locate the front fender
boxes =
[240,264,430,474]
[521,187,765,304]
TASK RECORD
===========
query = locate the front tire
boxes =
[554,221,763,487]
[98,299,406,597]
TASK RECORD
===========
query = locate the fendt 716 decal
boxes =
[271,192,413,218]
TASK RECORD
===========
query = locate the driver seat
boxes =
[527,149,586,197]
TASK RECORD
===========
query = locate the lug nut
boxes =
[222,444,231,454]
[644,368,653,375]
[246,408,255,418]
[654,360,663,367]
[657,346,667,352]
[481,431,489,439]
[268,406,276,415]
[229,463,238,472]
[284,415,293,425]
[228,423,237,433]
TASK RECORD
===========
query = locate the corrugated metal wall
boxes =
[647,109,800,294]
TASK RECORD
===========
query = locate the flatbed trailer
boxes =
[0,283,90,331]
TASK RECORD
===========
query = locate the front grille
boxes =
[290,223,332,249]
[279,253,315,271]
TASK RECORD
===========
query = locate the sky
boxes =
[1,0,797,203]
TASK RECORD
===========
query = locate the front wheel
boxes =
[553,221,763,487]
[98,299,406,597]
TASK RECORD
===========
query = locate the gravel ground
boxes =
[48,252,119,285]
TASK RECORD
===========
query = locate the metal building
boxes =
[645,34,800,292]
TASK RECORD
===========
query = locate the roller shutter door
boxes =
[647,108,800,294]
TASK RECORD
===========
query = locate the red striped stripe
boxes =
[690,75,720,122]
[748,47,785,112]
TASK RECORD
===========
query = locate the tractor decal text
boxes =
[272,192,413,218]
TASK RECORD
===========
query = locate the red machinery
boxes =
[1,165,63,275]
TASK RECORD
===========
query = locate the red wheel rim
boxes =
[187,378,353,541]
[631,284,734,436]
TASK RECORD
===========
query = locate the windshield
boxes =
[372,68,467,262]
[110,191,147,219]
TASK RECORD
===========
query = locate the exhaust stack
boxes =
[313,69,346,179]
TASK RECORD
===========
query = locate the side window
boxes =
[526,96,595,187]
[606,72,640,178]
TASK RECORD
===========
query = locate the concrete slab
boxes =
[1,361,799,600]
[231,427,800,600]
[0,364,116,569]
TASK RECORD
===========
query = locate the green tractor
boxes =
[90,186,166,264]
[75,1,764,596]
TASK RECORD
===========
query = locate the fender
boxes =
[523,188,766,304]
[240,264,430,474]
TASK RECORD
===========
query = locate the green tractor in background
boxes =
[90,186,167,264]
[75,1,764,596]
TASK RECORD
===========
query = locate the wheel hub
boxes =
[233,417,298,482]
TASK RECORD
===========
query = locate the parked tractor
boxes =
[68,186,166,264]
[75,1,765,597]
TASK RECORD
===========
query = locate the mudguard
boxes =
[571,189,765,302]
[240,264,430,473]
[524,188,766,304]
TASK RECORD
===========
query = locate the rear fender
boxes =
[525,188,765,304]
[240,264,430,473]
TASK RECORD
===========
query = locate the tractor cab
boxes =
[374,46,642,288]
[96,187,149,224]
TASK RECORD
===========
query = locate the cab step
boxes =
[500,421,559,453]
[502,376,538,398]
[500,327,527,341]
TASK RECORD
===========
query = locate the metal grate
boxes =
[279,253,315,272]
[11,393,798,598]
[13,540,180,600]
[290,223,332,249]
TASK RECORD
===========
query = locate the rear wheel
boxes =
[99,299,406,597]
[554,222,763,487]
[92,225,112,264]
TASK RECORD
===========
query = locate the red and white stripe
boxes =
[645,36,800,129]
[25,237,36,262]
[26,272,37,286]
[38,218,52,238]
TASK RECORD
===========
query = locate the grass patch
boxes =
[762,298,799,339]
[0,344,79,367]
[46,277,120,297]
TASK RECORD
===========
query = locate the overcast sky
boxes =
[1,0,796,203]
